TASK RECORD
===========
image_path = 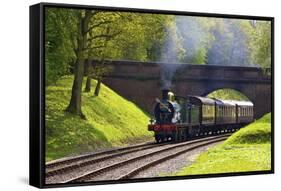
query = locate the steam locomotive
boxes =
[148,89,254,143]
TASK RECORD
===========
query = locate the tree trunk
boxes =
[94,78,101,96]
[66,11,92,119]
[66,58,85,117]
[84,76,91,92]
[84,60,92,92]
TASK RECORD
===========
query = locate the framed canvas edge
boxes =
[29,2,275,189]
[29,3,45,188]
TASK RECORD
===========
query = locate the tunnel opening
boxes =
[205,88,250,101]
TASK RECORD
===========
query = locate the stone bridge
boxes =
[99,60,271,119]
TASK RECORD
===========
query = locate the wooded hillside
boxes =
[45,7,271,118]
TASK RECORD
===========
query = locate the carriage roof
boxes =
[215,99,253,107]
[188,96,253,107]
[189,96,216,105]
[232,100,254,106]
[214,99,236,106]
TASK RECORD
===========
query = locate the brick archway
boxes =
[201,88,251,101]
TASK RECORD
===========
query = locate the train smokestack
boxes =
[162,89,170,100]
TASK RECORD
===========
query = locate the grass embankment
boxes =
[176,113,272,175]
[46,76,153,162]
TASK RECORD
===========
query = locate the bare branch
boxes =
[87,20,113,33]
[87,30,121,42]
[88,34,111,42]
[83,45,105,51]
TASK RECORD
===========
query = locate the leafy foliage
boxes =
[45,8,78,85]
[45,9,272,86]
[248,21,272,68]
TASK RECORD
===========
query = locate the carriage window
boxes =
[227,107,229,117]
[238,107,240,117]
[226,107,228,117]
[226,107,228,116]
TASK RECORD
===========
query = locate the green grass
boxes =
[175,113,272,175]
[207,88,249,101]
[46,75,153,162]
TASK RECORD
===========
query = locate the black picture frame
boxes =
[30,2,274,188]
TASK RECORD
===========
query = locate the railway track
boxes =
[46,141,161,177]
[46,134,230,184]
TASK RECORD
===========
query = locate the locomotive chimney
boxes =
[162,89,170,100]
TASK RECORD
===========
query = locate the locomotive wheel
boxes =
[155,134,161,143]
[171,134,176,142]
[177,129,187,142]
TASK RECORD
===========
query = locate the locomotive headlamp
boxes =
[168,92,175,102]
[149,119,155,124]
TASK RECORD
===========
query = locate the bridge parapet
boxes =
[93,60,271,119]
[100,60,270,83]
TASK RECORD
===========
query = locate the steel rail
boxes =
[63,134,230,183]
[46,142,163,177]
[118,137,226,179]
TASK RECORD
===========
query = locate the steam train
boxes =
[148,89,254,143]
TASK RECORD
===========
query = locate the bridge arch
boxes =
[200,85,254,102]
[204,88,250,101]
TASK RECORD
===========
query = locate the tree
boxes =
[66,10,94,118]
[206,19,252,66]
[248,21,271,68]
[83,13,122,93]
[102,12,167,62]
[82,12,167,95]
[45,8,77,85]
[175,16,213,64]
